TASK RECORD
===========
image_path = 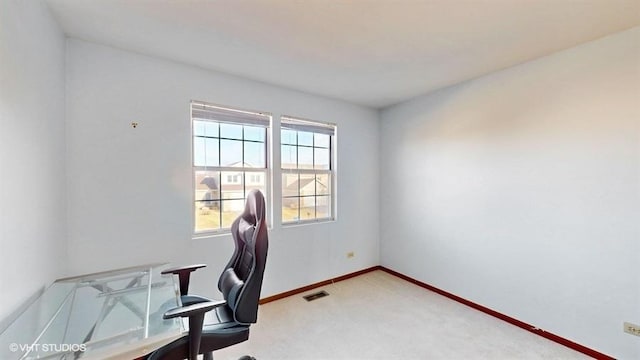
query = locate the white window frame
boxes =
[191,101,271,236]
[280,115,336,225]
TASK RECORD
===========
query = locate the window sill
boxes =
[192,231,231,241]
[192,224,276,240]
[281,218,335,228]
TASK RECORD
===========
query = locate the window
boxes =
[192,101,270,234]
[281,116,335,223]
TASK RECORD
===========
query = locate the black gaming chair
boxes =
[150,189,269,360]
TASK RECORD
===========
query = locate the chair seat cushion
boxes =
[181,294,243,330]
[201,306,250,354]
[203,305,236,330]
[200,324,250,353]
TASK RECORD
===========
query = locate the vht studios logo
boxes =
[9,343,87,353]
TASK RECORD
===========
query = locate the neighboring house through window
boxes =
[192,101,270,234]
[281,116,335,224]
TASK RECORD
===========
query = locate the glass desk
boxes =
[0,263,184,360]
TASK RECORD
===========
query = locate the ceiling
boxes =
[46,0,640,109]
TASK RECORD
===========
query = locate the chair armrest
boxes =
[181,294,213,306]
[161,264,207,296]
[161,264,207,275]
[163,300,226,360]
[163,300,226,320]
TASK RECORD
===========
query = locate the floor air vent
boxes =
[303,290,329,302]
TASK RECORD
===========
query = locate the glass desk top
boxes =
[0,263,184,360]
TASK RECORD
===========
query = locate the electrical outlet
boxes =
[346,251,355,258]
[624,322,640,337]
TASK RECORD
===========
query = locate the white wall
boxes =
[5,6,633,356]
[64,39,380,299]
[0,0,67,328]
[380,27,639,359]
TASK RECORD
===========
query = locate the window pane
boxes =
[198,189,218,208]
[244,126,265,142]
[220,123,243,139]
[314,148,329,170]
[316,174,330,195]
[205,138,219,167]
[195,170,220,194]
[194,120,219,137]
[316,196,331,219]
[193,137,205,166]
[245,172,266,195]
[204,121,219,137]
[193,121,206,137]
[244,141,265,168]
[282,171,299,223]
[282,173,299,198]
[298,131,313,146]
[314,133,329,148]
[195,171,221,232]
[298,147,313,169]
[281,145,297,169]
[195,201,220,232]
[300,174,315,196]
[220,139,242,166]
[281,129,297,145]
[221,200,244,228]
[299,196,315,220]
[221,171,244,200]
[282,200,299,222]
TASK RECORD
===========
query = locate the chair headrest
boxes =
[240,189,265,227]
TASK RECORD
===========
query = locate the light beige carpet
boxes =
[216,270,590,359]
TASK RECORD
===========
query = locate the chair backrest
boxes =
[218,189,268,324]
